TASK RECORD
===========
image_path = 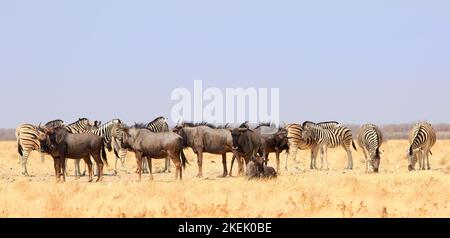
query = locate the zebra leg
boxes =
[147,157,154,180]
[40,152,45,164]
[164,158,171,173]
[74,159,81,179]
[345,147,354,170]
[311,146,320,170]
[197,152,204,178]
[319,146,326,170]
[426,150,431,170]
[286,146,298,171]
[142,158,149,174]
[20,151,30,176]
[324,147,329,170]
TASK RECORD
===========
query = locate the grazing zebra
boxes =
[285,121,340,170]
[357,124,383,173]
[301,122,357,170]
[112,116,171,174]
[407,122,436,171]
[15,120,66,176]
[74,119,123,176]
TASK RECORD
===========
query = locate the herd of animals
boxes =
[14,117,437,182]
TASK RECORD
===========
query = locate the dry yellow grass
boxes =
[0,140,449,218]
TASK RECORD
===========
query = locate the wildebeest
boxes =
[246,156,277,179]
[36,126,108,182]
[118,124,187,181]
[230,122,289,175]
[229,123,263,176]
[173,122,235,177]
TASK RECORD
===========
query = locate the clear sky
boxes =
[1,0,449,127]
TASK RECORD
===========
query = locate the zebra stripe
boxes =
[65,118,93,133]
[89,119,122,146]
[112,117,170,174]
[357,124,383,172]
[407,122,436,171]
[16,120,66,176]
[302,122,356,170]
[44,119,65,129]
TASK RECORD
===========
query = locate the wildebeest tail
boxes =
[101,140,109,166]
[352,140,357,151]
[178,137,188,168]
[180,149,188,169]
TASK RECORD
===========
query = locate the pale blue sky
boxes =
[1,0,449,127]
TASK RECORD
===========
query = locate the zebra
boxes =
[73,119,123,176]
[284,121,340,170]
[301,121,357,170]
[65,118,95,134]
[112,116,171,174]
[357,124,383,173]
[15,119,66,176]
[407,122,436,171]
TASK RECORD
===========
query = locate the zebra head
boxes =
[301,121,317,140]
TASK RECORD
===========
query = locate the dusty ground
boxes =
[0,140,449,218]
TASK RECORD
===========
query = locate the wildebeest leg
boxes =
[229,156,236,176]
[83,156,93,182]
[275,151,280,174]
[237,156,245,176]
[53,157,61,183]
[222,154,228,177]
[147,157,154,180]
[135,153,143,182]
[61,158,67,182]
[197,152,204,178]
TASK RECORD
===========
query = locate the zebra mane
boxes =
[133,123,148,129]
[147,117,167,127]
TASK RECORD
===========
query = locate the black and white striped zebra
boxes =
[301,121,357,170]
[112,117,170,174]
[15,119,65,176]
[357,124,383,173]
[65,118,95,134]
[407,122,436,171]
[285,121,340,170]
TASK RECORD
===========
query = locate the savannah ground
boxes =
[0,140,449,218]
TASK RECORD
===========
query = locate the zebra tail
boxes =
[409,146,414,156]
[101,140,109,166]
[17,140,23,157]
[352,140,357,151]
